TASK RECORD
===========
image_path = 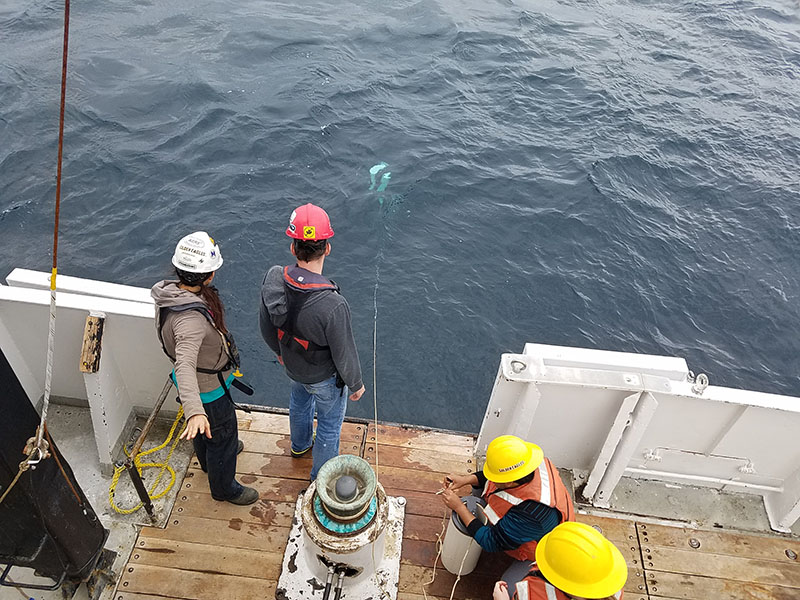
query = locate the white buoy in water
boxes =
[441,495,487,575]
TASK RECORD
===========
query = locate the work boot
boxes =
[227,486,259,505]
[291,432,315,458]
[237,439,244,455]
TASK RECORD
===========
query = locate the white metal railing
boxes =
[0,269,171,469]
[476,343,800,532]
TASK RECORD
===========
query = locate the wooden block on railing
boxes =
[79,314,105,373]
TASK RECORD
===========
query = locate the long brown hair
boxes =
[199,284,227,334]
[175,268,227,334]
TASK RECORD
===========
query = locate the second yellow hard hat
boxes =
[535,522,628,599]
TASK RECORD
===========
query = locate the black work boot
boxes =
[227,486,259,505]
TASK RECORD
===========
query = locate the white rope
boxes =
[35,285,57,449]
[372,243,383,477]
[372,230,469,600]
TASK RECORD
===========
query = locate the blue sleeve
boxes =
[468,501,562,553]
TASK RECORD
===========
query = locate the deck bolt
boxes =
[123,582,129,587]
[786,549,797,560]
[134,554,139,560]
[140,541,145,546]
[689,538,701,549]
[652,587,657,593]
[128,567,133,573]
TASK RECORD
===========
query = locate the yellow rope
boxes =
[108,407,186,515]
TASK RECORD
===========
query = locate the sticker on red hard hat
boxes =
[286,204,334,239]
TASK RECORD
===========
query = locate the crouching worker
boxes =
[492,521,628,600]
[441,435,574,588]
[151,231,258,506]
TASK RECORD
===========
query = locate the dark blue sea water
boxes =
[1,0,799,432]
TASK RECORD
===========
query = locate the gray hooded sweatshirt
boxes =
[151,280,233,420]
[259,265,363,391]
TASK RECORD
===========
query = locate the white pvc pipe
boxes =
[625,468,783,493]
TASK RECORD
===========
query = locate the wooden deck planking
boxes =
[117,413,800,600]
[129,537,282,580]
[640,521,800,600]
[118,564,276,600]
[182,470,307,500]
[643,570,799,600]
[175,491,296,526]
[142,514,292,552]
[365,441,477,474]
[366,423,476,452]
[638,521,800,563]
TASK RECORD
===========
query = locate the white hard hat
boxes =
[171,231,223,273]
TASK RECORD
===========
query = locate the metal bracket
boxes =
[0,562,66,591]
[583,391,659,507]
[643,448,662,462]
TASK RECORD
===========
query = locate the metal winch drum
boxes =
[276,455,406,600]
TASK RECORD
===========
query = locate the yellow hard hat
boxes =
[483,435,544,483]
[535,522,628,599]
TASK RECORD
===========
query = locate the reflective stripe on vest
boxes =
[484,504,501,525]
[539,460,552,505]
[494,490,524,506]
[482,457,575,562]
[516,581,530,600]
[544,583,558,600]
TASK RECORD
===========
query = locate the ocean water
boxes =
[1,0,798,432]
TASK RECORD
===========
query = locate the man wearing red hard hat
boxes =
[259,203,365,481]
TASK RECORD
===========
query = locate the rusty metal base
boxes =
[276,493,406,600]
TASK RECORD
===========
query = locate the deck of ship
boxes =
[114,411,800,600]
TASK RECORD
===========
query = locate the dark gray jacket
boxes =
[259,265,363,391]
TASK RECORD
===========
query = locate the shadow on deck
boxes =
[114,412,800,600]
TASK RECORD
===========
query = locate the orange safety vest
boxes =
[513,571,624,600]
[482,457,575,561]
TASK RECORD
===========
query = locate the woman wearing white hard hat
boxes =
[151,232,258,505]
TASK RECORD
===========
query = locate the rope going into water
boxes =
[1,0,76,514]
[34,0,71,455]
[371,217,471,600]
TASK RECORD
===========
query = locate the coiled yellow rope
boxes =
[108,407,186,515]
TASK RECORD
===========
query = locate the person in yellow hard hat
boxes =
[492,522,628,600]
[441,435,575,589]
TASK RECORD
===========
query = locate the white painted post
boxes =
[592,391,659,508]
[583,391,643,502]
[82,313,134,471]
[764,464,800,533]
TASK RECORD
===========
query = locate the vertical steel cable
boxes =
[35,0,71,450]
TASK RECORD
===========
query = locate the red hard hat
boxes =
[286,203,335,240]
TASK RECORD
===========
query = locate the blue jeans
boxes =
[192,395,244,501]
[289,375,348,480]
